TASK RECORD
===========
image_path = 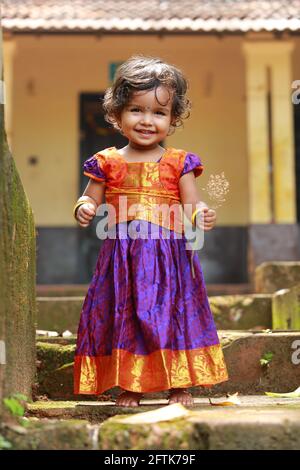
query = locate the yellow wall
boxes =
[292,37,300,108]
[4,34,250,226]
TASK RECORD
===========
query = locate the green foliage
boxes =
[3,397,24,417]
[260,351,274,367]
[3,393,29,418]
[0,434,12,450]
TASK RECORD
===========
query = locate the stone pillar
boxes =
[243,41,298,282]
[0,27,36,415]
[270,43,296,223]
[243,43,271,223]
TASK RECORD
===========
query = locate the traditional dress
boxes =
[74,146,228,394]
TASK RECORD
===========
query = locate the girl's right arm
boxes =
[75,179,105,228]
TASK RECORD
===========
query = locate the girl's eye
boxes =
[156,111,166,116]
[130,108,140,112]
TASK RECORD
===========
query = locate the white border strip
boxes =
[2,18,300,33]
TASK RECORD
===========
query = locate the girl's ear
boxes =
[170,115,177,126]
[167,117,176,136]
[114,118,124,135]
[108,113,122,132]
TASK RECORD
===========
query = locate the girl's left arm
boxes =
[179,171,217,231]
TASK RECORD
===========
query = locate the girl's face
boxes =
[117,86,173,149]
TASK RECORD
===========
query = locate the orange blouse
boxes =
[83,146,203,234]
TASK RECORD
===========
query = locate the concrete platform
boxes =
[27,395,300,421]
[25,395,300,450]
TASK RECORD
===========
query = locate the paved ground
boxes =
[76,394,300,408]
[25,395,300,450]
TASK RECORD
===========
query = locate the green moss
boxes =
[36,342,75,380]
[28,401,79,410]
[55,362,75,372]
[1,419,93,450]
[209,294,272,330]
[99,417,196,450]
[37,336,77,345]
[35,343,75,398]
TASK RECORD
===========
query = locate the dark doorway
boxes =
[77,93,127,283]
[294,102,300,223]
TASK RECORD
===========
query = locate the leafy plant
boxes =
[0,434,12,450]
[260,351,274,367]
[3,393,29,426]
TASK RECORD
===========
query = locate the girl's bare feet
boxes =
[168,388,194,406]
[115,391,143,407]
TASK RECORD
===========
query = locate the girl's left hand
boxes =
[203,208,217,231]
[197,207,217,231]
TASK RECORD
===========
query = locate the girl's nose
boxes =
[140,112,153,125]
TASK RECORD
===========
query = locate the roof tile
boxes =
[1,1,300,33]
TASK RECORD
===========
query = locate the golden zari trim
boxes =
[74,344,229,394]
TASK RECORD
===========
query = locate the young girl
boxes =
[73,55,228,407]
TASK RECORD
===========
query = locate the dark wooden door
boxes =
[77,93,127,283]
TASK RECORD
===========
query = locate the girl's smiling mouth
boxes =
[136,129,156,135]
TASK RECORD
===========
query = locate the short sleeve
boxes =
[180,152,203,178]
[83,153,106,182]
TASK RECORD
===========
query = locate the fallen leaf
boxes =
[265,386,300,398]
[113,403,190,424]
[36,329,59,337]
[209,392,241,406]
[62,330,73,337]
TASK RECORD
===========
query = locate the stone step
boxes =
[210,294,272,330]
[255,262,300,294]
[36,283,252,298]
[36,296,83,334]
[36,292,271,335]
[35,330,300,400]
[27,395,300,421]
[0,418,95,450]
[36,284,89,297]
[20,396,300,449]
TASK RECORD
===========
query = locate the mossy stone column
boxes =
[0,26,36,415]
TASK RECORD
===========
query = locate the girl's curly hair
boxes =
[102,55,191,134]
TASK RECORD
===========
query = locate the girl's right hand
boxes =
[76,203,96,227]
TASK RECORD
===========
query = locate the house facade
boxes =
[2,0,300,285]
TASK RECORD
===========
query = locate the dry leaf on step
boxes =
[209,392,241,406]
[113,403,190,424]
[265,386,300,398]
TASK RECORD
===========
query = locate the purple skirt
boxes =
[74,221,228,394]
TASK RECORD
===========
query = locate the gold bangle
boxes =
[191,207,202,226]
[73,201,86,219]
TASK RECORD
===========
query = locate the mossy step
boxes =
[27,399,156,423]
[255,262,300,294]
[36,283,252,298]
[27,395,300,421]
[0,419,94,450]
[99,404,300,450]
[23,397,300,450]
[35,331,300,400]
[210,294,272,330]
[36,292,272,335]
